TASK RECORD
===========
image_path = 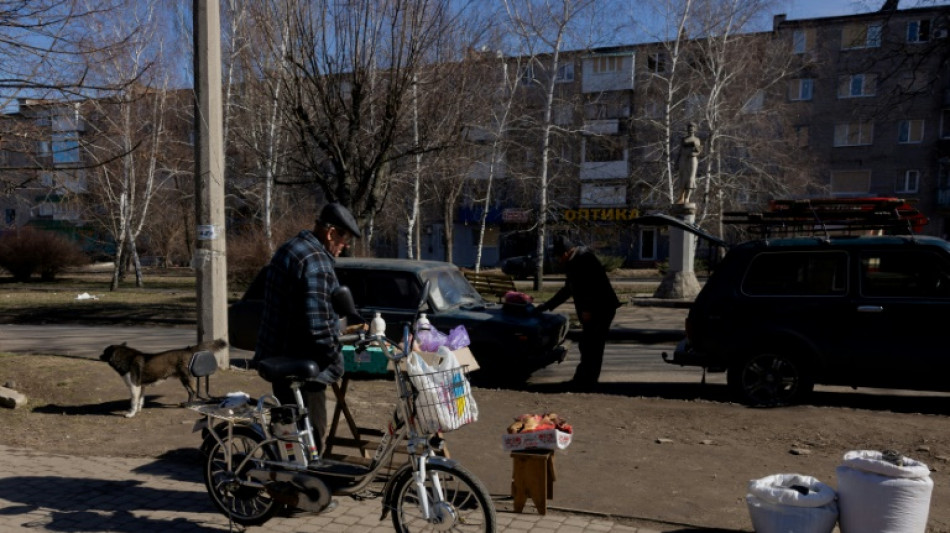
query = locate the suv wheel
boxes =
[728,351,814,407]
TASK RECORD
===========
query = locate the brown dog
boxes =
[99,339,227,418]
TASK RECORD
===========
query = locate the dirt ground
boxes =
[1,353,948,532]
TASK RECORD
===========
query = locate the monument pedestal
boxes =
[654,203,701,300]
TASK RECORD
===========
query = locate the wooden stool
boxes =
[510,450,556,514]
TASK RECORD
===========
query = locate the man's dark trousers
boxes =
[573,307,616,387]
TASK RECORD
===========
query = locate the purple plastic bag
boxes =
[416,328,448,352]
[446,325,471,350]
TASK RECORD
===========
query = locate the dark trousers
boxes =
[572,308,616,387]
[272,380,328,457]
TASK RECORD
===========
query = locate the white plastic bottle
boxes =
[370,312,386,336]
[415,312,431,332]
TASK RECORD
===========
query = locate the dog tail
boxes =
[198,338,228,352]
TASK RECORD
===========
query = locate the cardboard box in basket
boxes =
[389,346,480,372]
[502,429,572,451]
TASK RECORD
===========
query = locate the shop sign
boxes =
[502,208,532,223]
[562,207,639,223]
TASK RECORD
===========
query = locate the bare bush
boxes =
[0,227,88,281]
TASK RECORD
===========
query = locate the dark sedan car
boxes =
[229,258,569,384]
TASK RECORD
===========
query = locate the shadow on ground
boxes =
[522,381,950,416]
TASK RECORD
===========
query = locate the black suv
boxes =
[666,235,950,406]
[228,258,569,384]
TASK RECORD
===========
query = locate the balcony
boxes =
[583,119,619,135]
[580,160,628,180]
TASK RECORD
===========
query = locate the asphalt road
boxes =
[0,323,709,386]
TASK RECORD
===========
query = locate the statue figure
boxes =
[676,122,701,205]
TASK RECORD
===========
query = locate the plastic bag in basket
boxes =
[406,347,478,432]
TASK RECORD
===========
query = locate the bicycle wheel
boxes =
[203,426,283,526]
[391,462,496,532]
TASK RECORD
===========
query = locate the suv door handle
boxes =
[857,305,884,313]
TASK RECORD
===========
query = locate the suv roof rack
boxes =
[723,197,928,237]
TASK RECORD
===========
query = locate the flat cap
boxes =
[318,203,361,239]
[552,235,574,257]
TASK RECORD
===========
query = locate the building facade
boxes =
[4,5,949,269]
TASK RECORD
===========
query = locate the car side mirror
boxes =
[331,285,362,324]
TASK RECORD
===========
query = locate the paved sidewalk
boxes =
[0,444,666,533]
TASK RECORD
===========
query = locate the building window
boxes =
[838,74,876,98]
[898,119,924,144]
[788,78,814,101]
[831,170,871,195]
[555,62,574,83]
[942,109,950,139]
[52,132,80,165]
[897,170,920,193]
[898,71,928,94]
[647,52,666,73]
[842,22,882,49]
[584,136,625,162]
[591,55,622,74]
[520,64,534,85]
[741,90,765,114]
[834,121,874,146]
[4,209,14,225]
[795,125,810,148]
[642,101,663,119]
[580,183,627,207]
[907,19,931,43]
[639,228,657,261]
[792,29,809,54]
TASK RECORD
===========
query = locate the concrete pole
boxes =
[193,0,229,367]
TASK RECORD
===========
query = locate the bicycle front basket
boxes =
[407,366,478,433]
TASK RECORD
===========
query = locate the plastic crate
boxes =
[342,346,389,375]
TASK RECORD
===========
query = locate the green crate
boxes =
[342,345,389,375]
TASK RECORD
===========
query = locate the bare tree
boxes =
[0,0,143,196]
[81,3,173,289]
[273,0,475,233]
[686,0,816,236]
[628,0,695,204]
[469,49,523,271]
[504,0,599,289]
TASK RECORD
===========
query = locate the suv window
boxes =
[741,251,848,296]
[860,250,950,298]
[337,269,420,309]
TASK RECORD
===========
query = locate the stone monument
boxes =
[654,123,703,300]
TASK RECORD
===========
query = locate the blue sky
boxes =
[783,0,950,20]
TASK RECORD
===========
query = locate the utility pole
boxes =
[193,0,229,366]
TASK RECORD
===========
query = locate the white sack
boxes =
[746,473,838,533]
[837,450,933,533]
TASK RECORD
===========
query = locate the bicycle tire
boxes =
[203,426,284,525]
[390,462,496,532]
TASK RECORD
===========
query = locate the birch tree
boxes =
[81,3,172,289]
[504,0,598,289]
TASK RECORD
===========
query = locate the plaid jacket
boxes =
[254,230,343,383]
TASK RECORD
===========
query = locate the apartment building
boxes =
[3,5,948,269]
[0,99,88,233]
[774,5,950,239]
[446,4,950,269]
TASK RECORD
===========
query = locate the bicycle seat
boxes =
[257,357,321,383]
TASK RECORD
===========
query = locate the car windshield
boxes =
[422,268,485,310]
